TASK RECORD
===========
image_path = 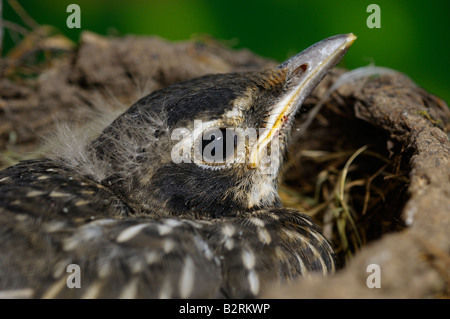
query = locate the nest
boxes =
[1,27,449,298]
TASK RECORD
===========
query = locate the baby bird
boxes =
[0,34,356,298]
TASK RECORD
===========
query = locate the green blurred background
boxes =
[2,0,449,103]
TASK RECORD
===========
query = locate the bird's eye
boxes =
[200,127,238,166]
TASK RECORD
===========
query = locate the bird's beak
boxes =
[249,33,356,169]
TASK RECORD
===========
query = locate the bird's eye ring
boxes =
[197,127,240,167]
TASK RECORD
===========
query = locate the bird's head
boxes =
[91,34,356,218]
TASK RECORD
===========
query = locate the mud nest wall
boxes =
[1,29,449,298]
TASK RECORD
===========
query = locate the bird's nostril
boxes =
[292,64,308,78]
